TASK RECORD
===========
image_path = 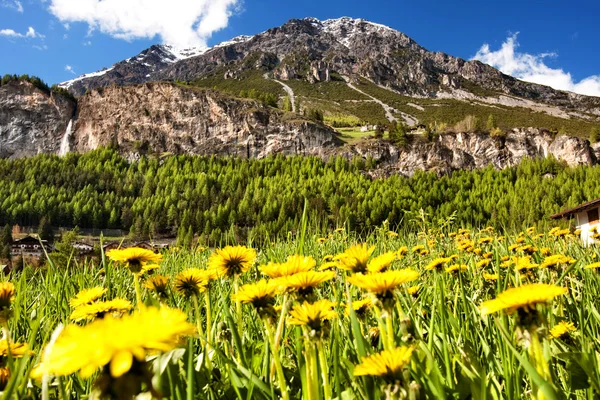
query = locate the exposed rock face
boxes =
[72,83,342,158]
[339,128,597,177]
[61,17,600,114]
[0,80,76,158]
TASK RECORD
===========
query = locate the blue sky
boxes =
[1,0,599,95]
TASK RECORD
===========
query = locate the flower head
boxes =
[586,261,600,270]
[425,257,452,271]
[33,306,194,379]
[347,269,419,299]
[260,255,315,278]
[334,244,375,273]
[232,279,281,317]
[345,298,372,316]
[144,275,170,299]
[70,287,107,309]
[0,339,32,358]
[367,252,397,273]
[539,254,576,269]
[445,264,468,274]
[482,273,499,281]
[288,300,336,336]
[70,299,133,322]
[208,246,257,277]
[277,271,335,299]
[479,284,567,316]
[173,268,210,297]
[0,282,15,311]
[354,346,414,382]
[106,248,163,273]
[549,321,576,339]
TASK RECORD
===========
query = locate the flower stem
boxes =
[317,340,331,400]
[264,319,289,400]
[133,273,143,309]
[234,276,243,340]
[274,293,290,350]
[205,289,212,344]
[192,294,212,370]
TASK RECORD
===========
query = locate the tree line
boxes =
[0,148,594,245]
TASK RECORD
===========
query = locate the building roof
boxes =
[551,198,600,220]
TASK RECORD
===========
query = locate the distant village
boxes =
[2,230,172,271]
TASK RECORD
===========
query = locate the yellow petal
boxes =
[110,351,133,377]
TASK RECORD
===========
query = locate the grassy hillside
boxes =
[189,71,600,137]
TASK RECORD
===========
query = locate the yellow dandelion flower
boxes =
[518,245,537,255]
[144,275,169,298]
[500,256,510,262]
[550,228,570,237]
[396,246,408,257]
[445,264,468,273]
[0,367,9,390]
[208,246,257,277]
[573,229,582,235]
[526,227,536,235]
[33,306,195,379]
[539,254,576,269]
[516,237,525,244]
[318,261,338,271]
[345,298,372,316]
[334,228,345,233]
[458,229,470,235]
[232,279,281,309]
[448,232,457,238]
[549,321,576,339]
[476,259,491,268]
[585,261,600,270]
[483,273,499,281]
[322,255,333,262]
[539,247,551,256]
[317,238,327,244]
[141,263,160,275]
[479,284,567,315]
[0,282,15,311]
[288,300,336,332]
[508,244,520,252]
[354,346,414,382]
[276,271,335,295]
[478,237,493,244]
[173,268,209,297]
[70,298,133,322]
[483,252,493,258]
[367,252,397,273]
[407,285,419,296]
[0,339,32,358]
[334,244,375,273]
[69,287,107,309]
[411,245,425,253]
[260,255,316,278]
[347,269,419,296]
[457,240,475,252]
[387,231,398,238]
[418,249,429,256]
[106,248,163,273]
[425,257,452,271]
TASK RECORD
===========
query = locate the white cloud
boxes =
[473,33,600,97]
[0,26,44,39]
[47,0,240,48]
[65,65,76,74]
[63,23,70,31]
[1,0,23,13]
[82,40,92,46]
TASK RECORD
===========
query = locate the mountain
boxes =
[63,17,600,113]
[2,17,600,176]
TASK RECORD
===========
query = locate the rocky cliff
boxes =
[0,80,76,158]
[341,128,600,177]
[71,83,342,158]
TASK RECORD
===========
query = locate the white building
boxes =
[551,198,600,245]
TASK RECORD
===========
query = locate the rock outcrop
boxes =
[72,83,342,158]
[339,128,597,177]
[0,80,76,158]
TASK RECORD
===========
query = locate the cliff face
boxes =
[340,128,598,177]
[0,81,76,158]
[71,83,342,158]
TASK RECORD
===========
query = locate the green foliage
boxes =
[0,224,12,260]
[305,108,324,122]
[486,114,497,131]
[191,70,284,99]
[1,74,76,102]
[37,216,54,241]
[590,126,600,143]
[323,114,363,127]
[0,149,596,244]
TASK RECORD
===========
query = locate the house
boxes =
[551,198,600,245]
[10,236,54,255]
[73,242,94,255]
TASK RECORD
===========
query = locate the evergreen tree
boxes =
[38,217,54,242]
[590,126,600,143]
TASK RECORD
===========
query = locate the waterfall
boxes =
[58,119,73,156]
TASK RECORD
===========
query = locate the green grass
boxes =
[2,222,599,399]
[334,128,376,144]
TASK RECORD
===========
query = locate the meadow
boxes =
[0,217,599,400]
